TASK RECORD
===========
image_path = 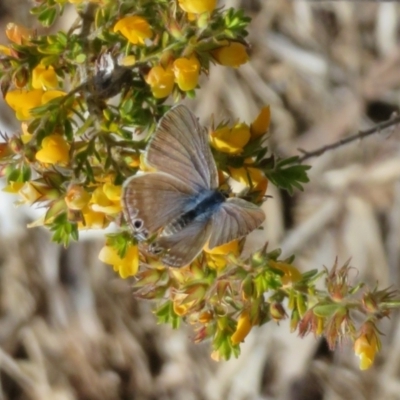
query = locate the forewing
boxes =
[122,172,196,237]
[209,198,266,248]
[146,105,218,190]
[153,219,213,267]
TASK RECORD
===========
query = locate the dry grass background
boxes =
[1,1,400,399]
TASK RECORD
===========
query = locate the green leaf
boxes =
[21,165,31,182]
[264,157,311,195]
[38,7,58,27]
[49,212,78,246]
[313,304,343,318]
[64,119,73,141]
[75,54,86,64]
[6,168,20,183]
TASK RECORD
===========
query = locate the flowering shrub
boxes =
[0,0,396,368]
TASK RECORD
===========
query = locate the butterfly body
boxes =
[163,189,226,236]
[122,105,266,268]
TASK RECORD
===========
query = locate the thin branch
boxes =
[0,346,36,395]
[298,114,400,163]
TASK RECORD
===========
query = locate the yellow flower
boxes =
[198,310,213,324]
[41,90,66,104]
[18,182,43,204]
[231,311,252,344]
[354,323,381,370]
[250,106,270,139]
[32,64,58,90]
[127,153,141,168]
[146,65,175,99]
[6,89,43,120]
[269,260,302,287]
[211,123,250,154]
[90,183,122,214]
[5,89,65,120]
[2,181,24,193]
[173,293,194,316]
[212,42,249,68]
[5,23,32,44]
[113,16,153,45]
[229,166,268,201]
[205,240,239,255]
[79,207,109,230]
[204,240,239,270]
[139,153,156,172]
[178,0,217,13]
[21,122,33,144]
[36,134,70,165]
[119,55,136,66]
[65,185,91,210]
[173,56,200,91]
[0,45,12,56]
[99,244,139,278]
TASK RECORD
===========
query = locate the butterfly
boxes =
[122,105,266,267]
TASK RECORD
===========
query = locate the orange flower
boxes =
[250,106,270,139]
[99,244,139,278]
[5,23,32,44]
[210,122,250,154]
[35,134,70,165]
[32,64,58,90]
[113,16,153,45]
[231,311,252,344]
[127,153,141,168]
[178,0,216,13]
[212,42,249,68]
[146,65,175,98]
[173,56,200,91]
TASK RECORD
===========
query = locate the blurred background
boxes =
[1,1,400,399]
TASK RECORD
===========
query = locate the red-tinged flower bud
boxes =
[269,302,287,322]
[362,293,379,313]
[8,137,24,154]
[12,67,29,88]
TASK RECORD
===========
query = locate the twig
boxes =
[78,3,98,40]
[0,346,36,395]
[298,114,400,163]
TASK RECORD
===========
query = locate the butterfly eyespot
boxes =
[133,219,144,231]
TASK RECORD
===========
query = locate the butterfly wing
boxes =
[208,198,266,248]
[154,219,213,267]
[146,105,218,191]
[122,172,196,237]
